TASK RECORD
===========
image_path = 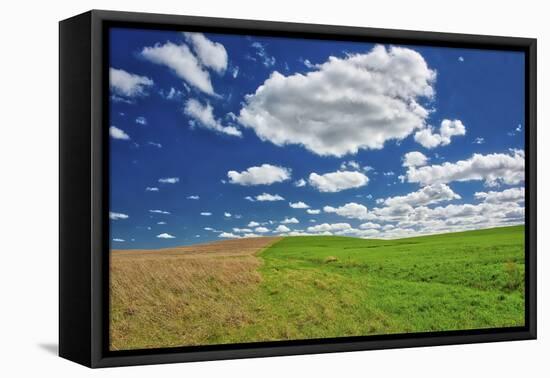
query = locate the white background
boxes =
[0,0,547,376]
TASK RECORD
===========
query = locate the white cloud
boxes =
[359,222,381,230]
[359,194,524,238]
[141,41,215,95]
[475,187,524,204]
[109,67,153,98]
[340,161,361,171]
[185,98,241,137]
[200,212,212,216]
[219,232,240,239]
[275,225,291,233]
[307,209,321,215]
[157,233,175,239]
[403,151,428,167]
[307,223,352,233]
[183,32,228,74]
[289,201,309,209]
[255,193,284,201]
[281,217,299,224]
[135,116,147,125]
[159,87,184,100]
[187,195,200,200]
[148,142,162,148]
[157,221,167,225]
[232,66,240,78]
[159,177,179,184]
[109,212,129,220]
[146,187,159,192]
[244,196,255,201]
[109,126,130,140]
[414,119,466,149]
[149,209,170,214]
[309,171,368,192]
[224,212,232,217]
[382,184,461,208]
[233,228,253,233]
[323,202,368,220]
[294,179,307,187]
[112,238,125,242]
[458,56,465,62]
[238,45,435,157]
[247,221,260,227]
[473,137,485,145]
[383,171,395,176]
[228,164,291,185]
[255,226,270,233]
[406,150,524,187]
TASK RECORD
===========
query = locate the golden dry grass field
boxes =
[110,237,281,350]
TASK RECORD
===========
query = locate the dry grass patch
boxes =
[110,237,281,350]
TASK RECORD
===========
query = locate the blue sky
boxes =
[109,27,525,249]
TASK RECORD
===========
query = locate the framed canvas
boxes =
[59,10,537,368]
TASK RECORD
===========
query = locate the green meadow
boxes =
[110,225,525,350]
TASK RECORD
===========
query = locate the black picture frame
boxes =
[59,9,537,368]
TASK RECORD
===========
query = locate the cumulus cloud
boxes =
[414,119,466,149]
[275,225,291,233]
[403,151,428,167]
[157,233,175,239]
[233,228,253,233]
[248,221,260,227]
[255,226,270,233]
[255,193,284,201]
[141,41,215,95]
[359,222,381,230]
[289,201,309,209]
[382,184,461,207]
[109,68,153,98]
[324,202,368,220]
[183,32,228,74]
[475,187,524,204]
[224,212,232,217]
[159,177,180,184]
[184,98,241,137]
[219,232,240,239]
[228,164,291,185]
[187,195,200,200]
[307,209,321,215]
[309,171,369,193]
[406,150,524,187]
[281,217,299,224]
[109,212,129,220]
[110,126,130,140]
[238,45,435,157]
[359,194,524,238]
[307,223,352,233]
[200,212,212,216]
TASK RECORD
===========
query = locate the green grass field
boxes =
[110,225,525,350]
